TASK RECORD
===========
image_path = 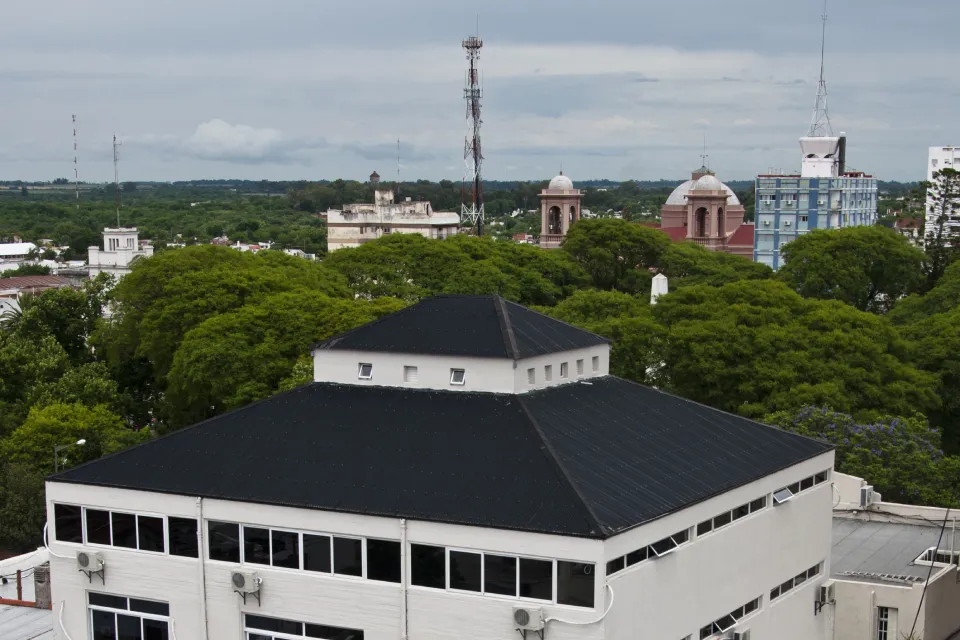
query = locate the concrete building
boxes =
[0,242,37,262]
[539,173,582,249]
[654,167,755,259]
[88,228,154,280]
[925,146,960,242]
[0,275,75,300]
[326,172,460,252]
[47,295,835,640]
[754,134,878,269]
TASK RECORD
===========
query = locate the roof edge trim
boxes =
[494,296,520,359]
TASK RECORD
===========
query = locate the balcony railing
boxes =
[691,237,726,248]
[540,234,564,249]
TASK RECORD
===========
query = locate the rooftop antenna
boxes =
[112,134,122,227]
[461,23,485,235]
[808,0,834,137]
[397,138,401,198]
[72,115,79,211]
[701,133,710,171]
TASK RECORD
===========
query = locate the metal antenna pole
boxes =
[808,0,834,137]
[397,138,401,197]
[461,34,485,236]
[113,134,122,226]
[72,115,79,211]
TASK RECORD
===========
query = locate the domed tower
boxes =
[660,167,746,250]
[539,172,582,249]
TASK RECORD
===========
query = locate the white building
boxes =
[326,173,460,252]
[88,228,154,280]
[925,146,960,240]
[0,241,37,262]
[46,295,835,640]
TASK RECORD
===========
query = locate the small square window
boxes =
[527,368,535,384]
[576,359,584,376]
[592,356,599,372]
[800,476,814,491]
[773,488,794,505]
[749,497,766,512]
[544,365,553,382]
[732,504,750,520]
[450,369,465,385]
[814,471,828,484]
[560,362,568,378]
[358,363,373,380]
[626,547,648,566]
[403,366,418,383]
[787,482,801,495]
[697,520,712,536]
[713,511,732,529]
[606,556,625,575]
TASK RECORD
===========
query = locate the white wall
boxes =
[602,452,835,640]
[312,345,610,394]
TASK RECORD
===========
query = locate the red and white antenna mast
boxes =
[461,33,484,235]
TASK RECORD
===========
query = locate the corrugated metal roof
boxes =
[0,605,53,640]
[0,276,73,290]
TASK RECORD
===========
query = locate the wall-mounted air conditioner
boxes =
[232,570,262,605]
[785,221,792,226]
[860,485,876,508]
[733,631,751,640]
[818,581,836,605]
[77,551,104,572]
[513,606,544,632]
[763,220,771,226]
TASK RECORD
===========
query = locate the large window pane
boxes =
[246,615,303,634]
[168,517,198,558]
[244,527,271,566]
[112,512,137,549]
[483,554,516,596]
[143,619,169,640]
[54,504,83,543]
[129,600,169,616]
[306,624,365,640]
[86,509,111,545]
[557,561,595,608]
[449,550,481,592]
[333,537,362,577]
[519,558,553,601]
[137,516,165,553]
[271,530,300,570]
[117,614,143,640]
[303,534,331,573]
[89,593,128,609]
[410,544,445,589]
[91,609,116,640]
[367,539,400,583]
[208,521,240,563]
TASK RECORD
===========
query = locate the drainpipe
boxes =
[197,498,210,640]
[400,519,408,640]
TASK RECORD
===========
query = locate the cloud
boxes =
[341,141,435,163]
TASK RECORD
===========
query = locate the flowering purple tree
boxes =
[763,406,960,507]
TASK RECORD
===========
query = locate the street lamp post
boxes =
[54,439,86,473]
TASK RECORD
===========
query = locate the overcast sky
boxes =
[1,0,956,183]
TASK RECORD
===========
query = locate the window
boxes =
[86,509,111,545]
[701,596,762,638]
[243,614,364,640]
[358,363,373,380]
[877,607,891,640]
[272,529,300,569]
[697,520,712,536]
[557,561,595,608]
[367,539,401,583]
[560,362,569,379]
[527,368,535,385]
[544,365,553,382]
[449,368,465,386]
[244,526,271,565]
[208,521,241,563]
[771,562,822,600]
[333,537,363,577]
[403,366,418,384]
[449,550,482,592]
[54,503,83,543]
[915,547,960,566]
[626,547,648,566]
[411,544,446,589]
[520,558,553,600]
[800,215,809,222]
[168,517,198,558]
[592,356,599,372]
[772,488,794,505]
[713,511,732,529]
[303,534,332,573]
[138,516,165,553]
[89,593,170,640]
[775,469,830,505]
[576,359,584,376]
[484,554,517,596]
[606,556,625,575]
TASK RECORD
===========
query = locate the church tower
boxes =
[539,172,582,249]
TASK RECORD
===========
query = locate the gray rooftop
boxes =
[832,517,960,584]
[0,605,53,640]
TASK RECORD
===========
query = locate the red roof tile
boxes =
[0,275,74,290]
[727,223,755,246]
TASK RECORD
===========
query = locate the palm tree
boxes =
[0,294,33,332]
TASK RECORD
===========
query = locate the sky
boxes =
[1,0,957,183]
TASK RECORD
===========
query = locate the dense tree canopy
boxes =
[561,219,670,292]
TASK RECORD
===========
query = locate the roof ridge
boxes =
[516,395,605,537]
[500,298,612,345]
[494,296,519,359]
[310,298,420,351]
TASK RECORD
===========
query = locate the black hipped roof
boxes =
[313,295,610,359]
[53,378,831,539]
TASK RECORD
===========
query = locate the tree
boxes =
[777,226,926,313]
[658,242,772,289]
[29,362,128,416]
[0,462,46,552]
[0,263,51,277]
[651,280,939,419]
[0,334,68,436]
[922,168,960,290]
[561,219,670,292]
[764,407,960,507]
[1,403,149,473]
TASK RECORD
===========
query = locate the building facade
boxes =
[88,228,154,280]
[46,296,835,640]
[539,173,583,249]
[925,146,960,242]
[326,173,460,252]
[754,135,878,269]
[656,167,754,259]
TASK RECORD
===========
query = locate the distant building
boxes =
[512,233,535,244]
[539,172,582,249]
[283,248,317,260]
[925,146,960,241]
[654,166,755,259]
[893,218,923,245]
[88,228,154,280]
[326,171,461,251]
[0,242,37,261]
[0,275,75,299]
[754,134,878,269]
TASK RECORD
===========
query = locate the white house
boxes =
[0,241,37,261]
[88,228,154,280]
[46,295,835,640]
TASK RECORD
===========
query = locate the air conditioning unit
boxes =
[77,551,104,572]
[763,220,771,226]
[860,485,876,508]
[818,581,836,604]
[513,606,544,632]
[231,570,261,593]
[785,221,792,226]
[733,631,751,640]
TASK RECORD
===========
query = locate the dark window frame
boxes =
[54,503,83,544]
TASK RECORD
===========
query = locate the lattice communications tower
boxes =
[808,0,834,137]
[461,35,484,235]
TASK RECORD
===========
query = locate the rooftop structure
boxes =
[88,227,154,280]
[925,146,960,242]
[0,242,37,261]
[539,172,582,249]
[46,295,835,640]
[0,275,74,299]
